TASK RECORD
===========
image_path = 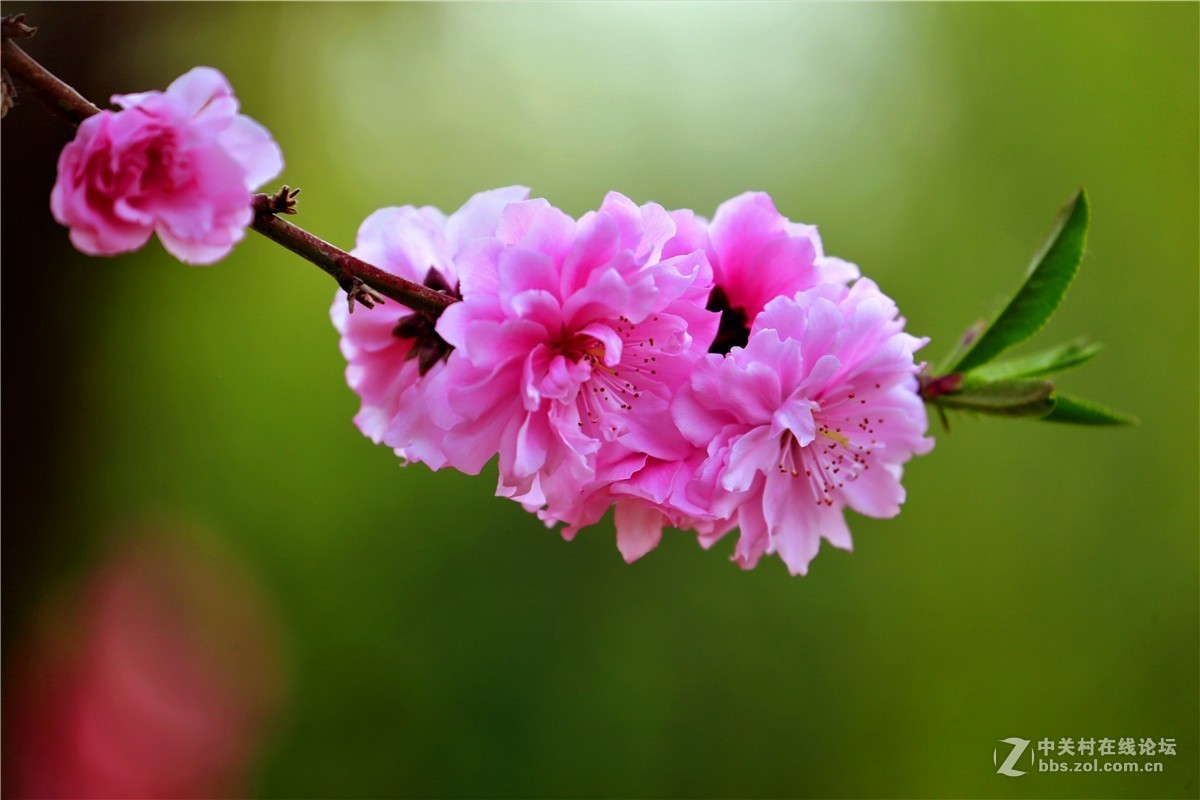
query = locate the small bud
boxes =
[930,377,1055,418]
[918,371,964,400]
[343,278,384,313]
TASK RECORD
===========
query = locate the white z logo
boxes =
[994,737,1031,777]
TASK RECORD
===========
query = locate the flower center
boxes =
[560,332,607,365]
[142,142,178,190]
[777,415,876,506]
[572,315,663,435]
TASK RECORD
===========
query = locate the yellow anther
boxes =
[818,428,850,448]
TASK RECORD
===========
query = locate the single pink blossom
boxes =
[673,279,934,575]
[432,192,718,522]
[331,186,532,468]
[50,67,283,264]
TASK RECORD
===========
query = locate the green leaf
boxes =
[967,338,1103,382]
[1041,393,1138,426]
[932,378,1056,418]
[946,189,1090,374]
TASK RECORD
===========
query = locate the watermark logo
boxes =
[994,738,1032,777]
[993,736,1176,777]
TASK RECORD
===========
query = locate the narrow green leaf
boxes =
[1041,393,1138,426]
[946,189,1090,373]
[933,378,1056,418]
[968,339,1103,382]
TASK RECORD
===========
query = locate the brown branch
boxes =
[251,190,453,315]
[2,14,456,318]
[2,20,100,125]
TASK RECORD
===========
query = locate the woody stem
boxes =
[249,195,452,315]
[1,18,454,317]
[1,37,100,125]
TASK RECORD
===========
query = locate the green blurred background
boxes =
[2,2,1196,798]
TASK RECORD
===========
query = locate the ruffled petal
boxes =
[218,115,283,190]
[445,186,530,248]
[614,501,665,563]
[165,66,237,122]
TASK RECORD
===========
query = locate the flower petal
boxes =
[614,501,665,563]
[218,115,283,190]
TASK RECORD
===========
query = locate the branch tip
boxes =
[255,185,300,216]
[1,14,37,40]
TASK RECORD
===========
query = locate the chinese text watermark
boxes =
[994,736,1177,777]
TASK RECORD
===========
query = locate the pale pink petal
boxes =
[218,115,283,190]
[816,255,861,284]
[69,222,154,257]
[671,379,731,446]
[770,397,818,443]
[157,222,246,265]
[561,267,630,326]
[742,235,818,314]
[663,209,711,260]
[614,501,665,563]
[354,206,451,284]
[599,192,675,263]
[709,192,785,284]
[165,67,236,121]
[762,472,824,576]
[510,412,551,479]
[731,494,769,570]
[839,459,906,518]
[577,322,623,367]
[560,211,620,295]
[453,238,504,301]
[495,199,559,247]
[498,248,559,303]
[721,426,775,493]
[110,90,158,110]
[445,186,530,247]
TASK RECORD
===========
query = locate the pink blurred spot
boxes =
[5,523,287,799]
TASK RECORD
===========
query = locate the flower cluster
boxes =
[51,67,282,264]
[44,66,930,573]
[334,188,933,574]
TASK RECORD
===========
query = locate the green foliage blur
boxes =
[4,3,1196,797]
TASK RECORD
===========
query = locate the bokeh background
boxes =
[2,3,1196,798]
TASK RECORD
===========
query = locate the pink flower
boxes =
[667,192,860,354]
[432,192,718,520]
[673,279,934,575]
[50,67,283,264]
[331,186,531,468]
